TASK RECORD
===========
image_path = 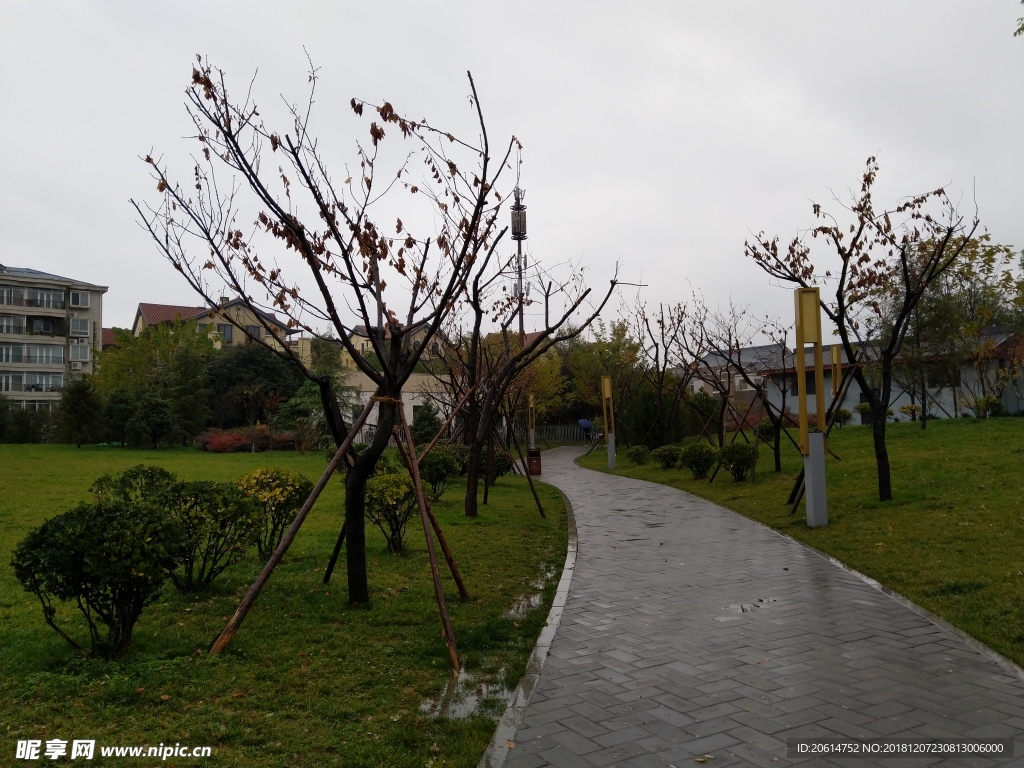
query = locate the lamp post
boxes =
[794,287,828,527]
[510,187,527,347]
[601,375,616,470]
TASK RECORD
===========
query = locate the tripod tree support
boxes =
[398,404,462,673]
[601,375,616,469]
[392,438,470,600]
[794,288,828,528]
[505,408,546,518]
[210,390,380,655]
[325,387,476,586]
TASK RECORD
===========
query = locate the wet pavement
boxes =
[501,447,1024,767]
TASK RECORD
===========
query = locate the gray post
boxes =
[804,432,828,527]
[529,428,536,450]
[607,432,616,470]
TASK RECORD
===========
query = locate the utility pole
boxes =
[511,187,527,347]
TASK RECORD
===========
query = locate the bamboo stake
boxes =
[210,390,379,655]
[417,386,474,464]
[398,405,461,673]
[504,411,546,518]
[393,438,470,600]
[322,522,346,585]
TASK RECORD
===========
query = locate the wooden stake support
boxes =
[398,405,462,673]
[210,390,380,655]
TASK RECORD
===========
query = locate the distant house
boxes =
[691,334,1024,424]
[131,298,295,350]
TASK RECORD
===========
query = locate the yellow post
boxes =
[794,287,828,527]
[601,375,616,469]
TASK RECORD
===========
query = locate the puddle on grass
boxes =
[419,668,515,719]
[420,568,556,719]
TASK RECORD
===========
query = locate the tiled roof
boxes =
[136,300,295,333]
[0,265,107,289]
[137,303,207,326]
[101,328,118,348]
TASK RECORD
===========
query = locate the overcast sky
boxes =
[2,2,1021,335]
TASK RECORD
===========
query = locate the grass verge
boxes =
[0,444,567,767]
[578,418,1024,667]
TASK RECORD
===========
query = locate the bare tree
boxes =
[745,157,979,500]
[133,58,520,603]
[633,301,697,447]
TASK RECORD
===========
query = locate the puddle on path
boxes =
[420,568,556,719]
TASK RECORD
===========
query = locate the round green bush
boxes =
[679,444,717,479]
[365,472,416,554]
[237,468,314,561]
[419,448,461,501]
[626,445,652,465]
[650,445,681,469]
[718,443,757,482]
[11,500,184,658]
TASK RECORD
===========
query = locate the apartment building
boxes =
[0,265,107,410]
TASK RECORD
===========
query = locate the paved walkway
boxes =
[505,448,1024,767]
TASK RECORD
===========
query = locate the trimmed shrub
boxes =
[237,468,314,561]
[679,444,717,479]
[197,430,251,453]
[419,449,461,501]
[90,464,177,504]
[11,500,183,658]
[650,445,681,469]
[833,408,852,428]
[441,443,471,475]
[626,445,652,465]
[198,428,297,453]
[493,450,516,479]
[718,443,757,482]
[160,481,261,592]
[365,472,416,554]
[758,418,777,441]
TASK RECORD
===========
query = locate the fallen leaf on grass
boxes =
[160,695,171,701]
[135,688,145,694]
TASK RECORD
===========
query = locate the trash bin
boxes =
[527,448,542,476]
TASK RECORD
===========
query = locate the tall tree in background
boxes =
[134,59,525,604]
[58,377,103,447]
[94,323,216,446]
[746,157,979,500]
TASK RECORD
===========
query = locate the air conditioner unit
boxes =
[69,312,77,318]
[71,362,83,370]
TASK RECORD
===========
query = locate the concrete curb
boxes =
[476,484,578,768]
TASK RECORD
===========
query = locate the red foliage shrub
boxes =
[196,428,298,453]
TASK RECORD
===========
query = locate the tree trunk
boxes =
[464,450,481,517]
[871,404,893,501]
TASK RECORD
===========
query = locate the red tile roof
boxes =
[101,327,118,348]
[137,303,207,326]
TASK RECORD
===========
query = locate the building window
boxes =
[0,286,24,306]
[0,373,23,392]
[430,341,440,354]
[0,315,25,334]
[790,373,816,396]
[0,343,23,363]
[245,325,261,340]
[24,372,62,392]
[70,318,90,337]
[216,324,233,343]
[70,344,90,362]
[26,344,64,364]
[26,289,64,309]
[70,291,90,308]
[22,400,53,412]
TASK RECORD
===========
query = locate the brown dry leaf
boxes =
[160,695,171,702]
[506,741,515,749]
[230,692,244,699]
[135,688,145,694]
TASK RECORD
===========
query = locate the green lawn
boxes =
[579,418,1024,666]
[0,445,567,767]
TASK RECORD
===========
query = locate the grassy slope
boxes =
[579,418,1024,666]
[0,445,566,767]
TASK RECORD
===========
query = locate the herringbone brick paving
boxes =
[505,448,1024,767]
